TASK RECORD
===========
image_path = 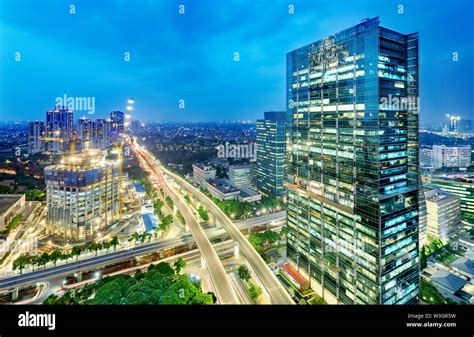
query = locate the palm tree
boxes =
[110,236,119,251]
[49,250,62,266]
[71,246,82,261]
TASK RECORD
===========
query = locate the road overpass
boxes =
[0,211,283,293]
[134,145,240,304]
[135,144,294,304]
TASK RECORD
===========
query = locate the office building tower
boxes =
[256,111,286,197]
[44,149,119,240]
[45,106,74,152]
[459,119,472,133]
[425,189,461,244]
[433,145,471,169]
[422,174,474,225]
[229,164,256,190]
[285,17,419,304]
[28,121,45,154]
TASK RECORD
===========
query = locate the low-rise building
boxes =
[0,194,26,231]
[425,189,461,243]
[192,163,216,187]
[238,187,261,203]
[206,179,240,201]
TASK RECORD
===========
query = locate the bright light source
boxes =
[128,98,135,104]
[126,114,131,119]
[126,106,133,111]
[95,272,101,278]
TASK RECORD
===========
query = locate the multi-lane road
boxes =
[134,143,240,304]
[0,212,284,292]
[134,143,294,304]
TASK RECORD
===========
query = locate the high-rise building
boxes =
[28,121,45,154]
[256,111,286,197]
[285,17,419,304]
[432,145,471,169]
[45,106,74,152]
[425,189,461,244]
[78,117,113,150]
[44,149,119,240]
[422,174,474,225]
[110,111,125,142]
[229,164,256,190]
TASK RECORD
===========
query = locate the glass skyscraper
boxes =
[256,111,286,197]
[285,17,419,304]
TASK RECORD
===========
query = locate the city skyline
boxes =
[1,0,473,123]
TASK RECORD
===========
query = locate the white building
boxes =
[192,163,216,187]
[420,148,434,171]
[425,189,461,244]
[28,121,45,154]
[433,145,471,169]
[229,164,256,189]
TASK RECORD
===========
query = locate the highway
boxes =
[0,211,284,292]
[134,145,240,304]
[135,144,294,304]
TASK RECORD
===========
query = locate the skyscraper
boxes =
[44,148,119,240]
[256,111,286,197]
[45,106,74,152]
[110,110,125,143]
[285,17,419,304]
[78,117,113,150]
[28,121,45,154]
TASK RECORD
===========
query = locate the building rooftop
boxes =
[142,213,159,233]
[451,257,474,278]
[208,179,240,194]
[0,194,23,215]
[425,189,458,203]
[193,162,215,171]
[133,182,146,193]
[239,187,260,198]
[431,270,467,293]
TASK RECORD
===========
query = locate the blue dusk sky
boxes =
[0,0,473,123]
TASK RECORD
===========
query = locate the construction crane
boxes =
[40,131,79,155]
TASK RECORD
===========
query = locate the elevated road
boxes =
[134,145,239,304]
[135,144,294,304]
[0,212,284,292]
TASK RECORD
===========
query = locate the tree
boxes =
[174,257,186,274]
[420,246,427,270]
[12,255,28,274]
[248,282,263,301]
[110,236,119,251]
[237,264,251,282]
[198,206,209,221]
[49,250,62,266]
[184,195,191,204]
[128,232,140,243]
[37,252,50,268]
[71,246,82,261]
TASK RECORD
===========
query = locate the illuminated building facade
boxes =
[256,111,286,197]
[285,17,419,304]
[44,149,120,240]
[45,106,74,152]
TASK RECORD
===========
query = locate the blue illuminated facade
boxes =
[285,17,419,304]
